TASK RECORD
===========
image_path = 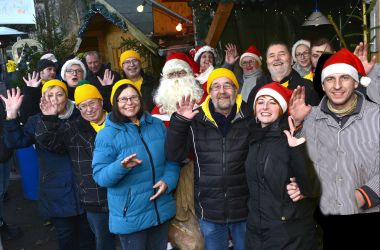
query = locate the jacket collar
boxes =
[315,91,365,128]
[200,94,244,127]
[105,112,153,130]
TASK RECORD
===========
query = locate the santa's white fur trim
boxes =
[194,46,216,62]
[321,63,358,83]
[162,59,192,76]
[239,53,262,66]
[254,89,287,113]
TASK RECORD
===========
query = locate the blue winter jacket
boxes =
[92,112,179,234]
[3,113,83,218]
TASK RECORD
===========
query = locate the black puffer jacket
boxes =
[0,103,12,162]
[245,117,320,250]
[166,98,250,223]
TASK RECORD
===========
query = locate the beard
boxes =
[154,75,204,116]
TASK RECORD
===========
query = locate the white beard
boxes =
[154,75,204,116]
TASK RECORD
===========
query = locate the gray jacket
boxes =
[301,92,380,215]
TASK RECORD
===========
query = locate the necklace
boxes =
[327,94,358,117]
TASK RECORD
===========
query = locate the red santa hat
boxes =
[190,45,217,62]
[162,52,200,77]
[239,45,262,67]
[254,82,293,113]
[321,48,371,87]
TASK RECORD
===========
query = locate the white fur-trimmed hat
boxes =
[191,45,216,62]
[162,52,200,77]
[321,48,371,87]
[254,82,293,113]
[239,45,262,66]
[60,58,87,81]
[291,39,311,63]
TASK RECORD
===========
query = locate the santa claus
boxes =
[153,52,205,250]
[152,52,204,127]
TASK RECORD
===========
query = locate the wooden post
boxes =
[204,2,234,47]
[376,1,380,62]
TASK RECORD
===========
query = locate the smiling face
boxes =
[122,57,142,81]
[266,44,292,81]
[255,95,282,127]
[199,51,215,73]
[210,76,237,116]
[45,86,68,115]
[65,64,84,87]
[77,98,104,123]
[241,55,259,75]
[322,73,358,110]
[295,44,311,68]
[117,87,141,122]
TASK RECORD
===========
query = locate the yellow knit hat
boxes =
[119,50,141,68]
[41,79,68,96]
[74,84,103,105]
[206,68,239,94]
[110,79,142,105]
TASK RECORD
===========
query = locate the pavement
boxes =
[2,178,58,250]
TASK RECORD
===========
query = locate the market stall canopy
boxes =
[0,27,26,37]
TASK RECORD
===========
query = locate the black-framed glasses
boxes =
[117,95,140,104]
[122,59,139,66]
[66,69,84,75]
[210,83,234,92]
[77,100,99,111]
[295,51,311,59]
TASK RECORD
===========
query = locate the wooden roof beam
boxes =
[204,2,234,47]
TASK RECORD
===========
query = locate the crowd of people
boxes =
[0,37,379,250]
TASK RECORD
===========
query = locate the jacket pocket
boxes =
[123,189,131,218]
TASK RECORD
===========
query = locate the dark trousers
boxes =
[118,221,169,250]
[52,213,95,250]
[86,211,116,250]
[315,208,380,249]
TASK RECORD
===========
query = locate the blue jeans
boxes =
[118,221,169,250]
[51,213,95,250]
[86,211,116,250]
[199,219,246,250]
[0,159,10,223]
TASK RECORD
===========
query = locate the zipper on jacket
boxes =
[137,126,161,225]
[222,137,229,223]
[123,190,131,217]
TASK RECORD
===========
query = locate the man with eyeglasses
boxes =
[119,50,158,112]
[36,81,116,250]
[222,44,263,103]
[247,41,320,114]
[166,68,250,250]
[85,51,121,112]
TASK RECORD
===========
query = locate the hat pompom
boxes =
[360,76,371,87]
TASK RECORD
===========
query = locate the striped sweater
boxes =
[302,92,380,215]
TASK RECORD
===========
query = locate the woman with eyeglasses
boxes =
[291,40,313,81]
[61,58,87,99]
[92,79,180,250]
[245,82,320,249]
[1,80,95,250]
